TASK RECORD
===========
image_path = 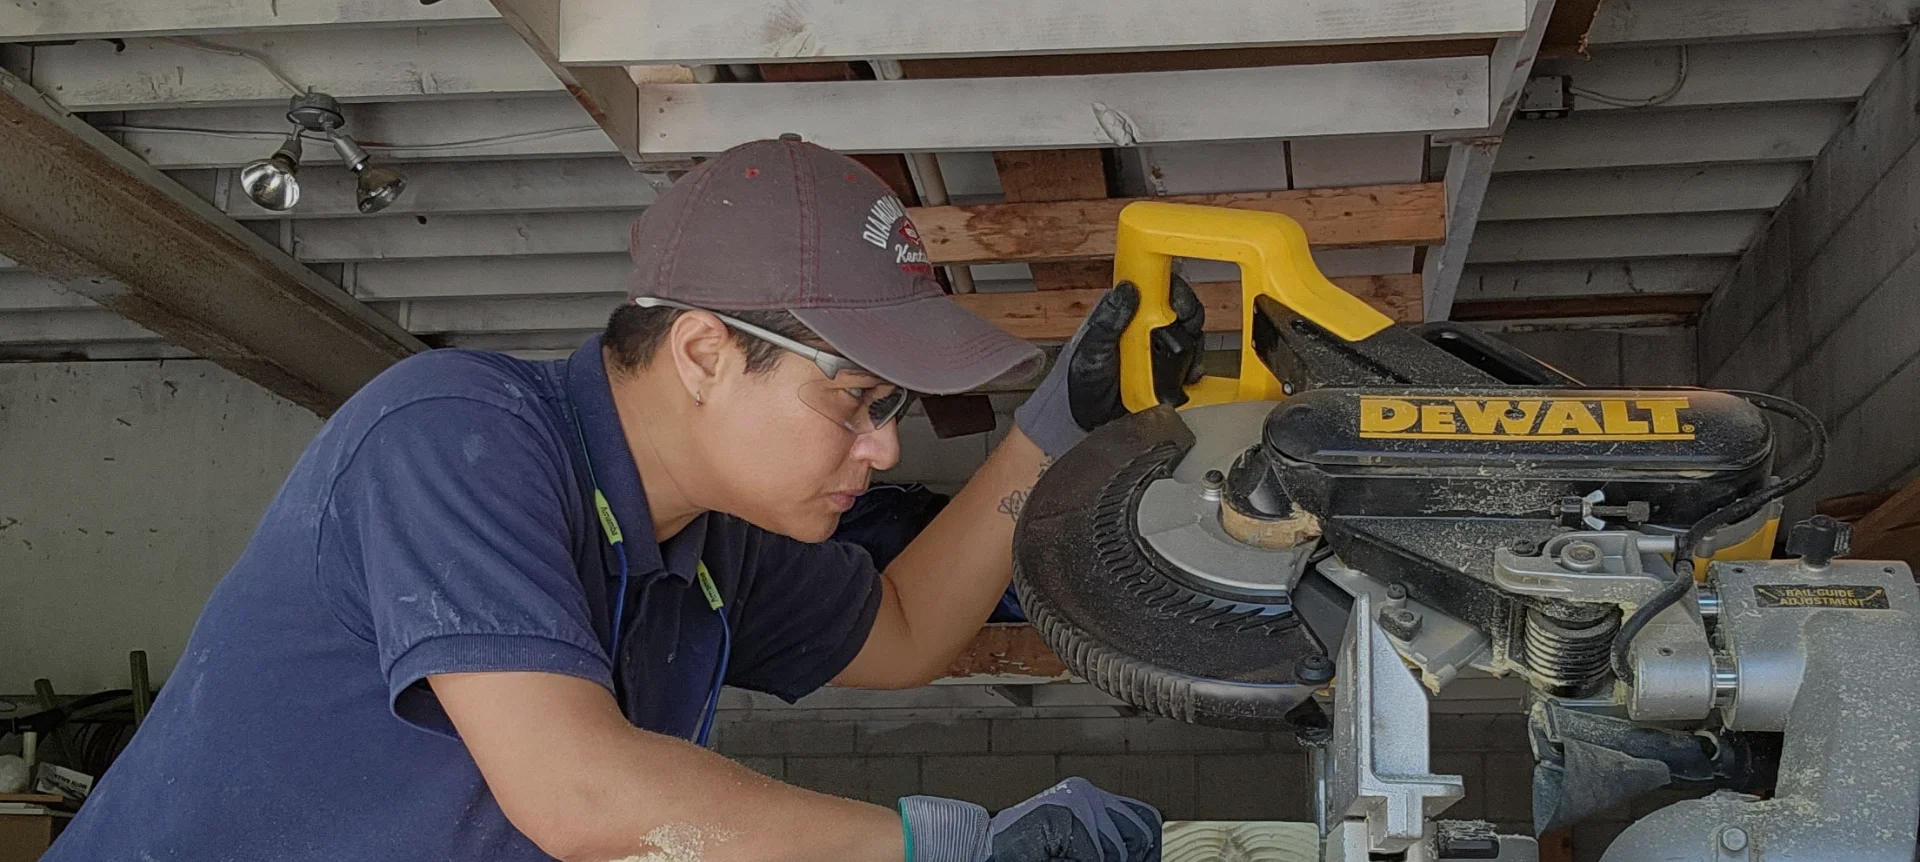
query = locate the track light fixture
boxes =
[238,91,408,214]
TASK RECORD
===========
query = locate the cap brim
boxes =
[790,296,1044,395]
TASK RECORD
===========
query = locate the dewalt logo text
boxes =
[1358,396,1694,441]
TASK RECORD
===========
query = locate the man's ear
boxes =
[666,311,734,399]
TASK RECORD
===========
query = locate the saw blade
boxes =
[1013,404,1329,730]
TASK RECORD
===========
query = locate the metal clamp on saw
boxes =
[1012,201,1920,862]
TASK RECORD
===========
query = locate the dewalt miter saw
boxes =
[1011,202,1920,862]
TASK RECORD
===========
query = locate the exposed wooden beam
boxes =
[1493,103,1851,173]
[897,40,1493,78]
[0,273,98,311]
[1481,164,1804,222]
[1452,292,1707,321]
[1423,0,1557,321]
[994,150,1112,291]
[1568,34,1899,113]
[0,0,499,42]
[109,95,616,169]
[29,24,561,111]
[558,0,1527,65]
[0,69,421,412]
[284,183,1442,265]
[0,308,159,345]
[1458,258,1732,301]
[917,183,1446,265]
[955,276,1424,338]
[1845,478,1920,565]
[631,59,1490,155]
[487,0,646,167]
[1587,0,1920,46]
[1467,212,1767,264]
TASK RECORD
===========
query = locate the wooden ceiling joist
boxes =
[628,59,1490,156]
[0,0,499,42]
[556,0,1528,66]
[897,40,1494,78]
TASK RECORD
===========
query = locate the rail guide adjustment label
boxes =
[1753,584,1891,610]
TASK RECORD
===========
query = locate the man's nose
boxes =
[856,419,902,471]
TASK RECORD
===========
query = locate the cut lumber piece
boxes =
[942,624,1067,682]
[917,183,1446,265]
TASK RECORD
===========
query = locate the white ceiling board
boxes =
[0,310,159,344]
[32,24,562,111]
[0,0,500,42]
[400,295,622,333]
[1567,33,1899,113]
[1458,259,1734,300]
[1467,212,1768,263]
[1587,0,1919,46]
[352,255,630,301]
[932,152,1005,201]
[294,210,640,262]
[0,274,97,311]
[1119,141,1291,196]
[1288,135,1427,187]
[559,0,1527,65]
[217,158,666,220]
[1493,102,1852,173]
[631,58,1490,155]
[109,95,614,168]
[1481,163,1805,221]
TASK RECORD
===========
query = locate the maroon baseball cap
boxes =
[627,135,1044,395]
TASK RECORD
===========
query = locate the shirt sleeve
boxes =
[723,528,883,702]
[323,397,610,735]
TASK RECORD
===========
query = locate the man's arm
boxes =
[833,427,1048,688]
[835,280,1203,690]
[432,671,902,862]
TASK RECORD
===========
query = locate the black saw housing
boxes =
[1013,297,1776,729]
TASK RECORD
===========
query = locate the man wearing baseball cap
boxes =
[46,137,1202,862]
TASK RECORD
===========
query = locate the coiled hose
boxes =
[1609,390,1827,686]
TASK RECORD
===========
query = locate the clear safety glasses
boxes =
[631,297,915,434]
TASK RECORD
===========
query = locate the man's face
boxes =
[696,348,902,543]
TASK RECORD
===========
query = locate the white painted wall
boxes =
[0,360,318,693]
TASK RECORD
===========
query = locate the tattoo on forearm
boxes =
[997,458,1054,523]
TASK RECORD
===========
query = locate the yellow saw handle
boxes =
[1115,201,1397,412]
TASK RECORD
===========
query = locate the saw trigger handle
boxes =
[1114,201,1396,412]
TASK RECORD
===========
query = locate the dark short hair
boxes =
[603,303,817,374]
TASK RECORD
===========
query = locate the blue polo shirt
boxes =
[46,338,883,861]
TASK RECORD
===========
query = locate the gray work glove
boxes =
[899,777,1162,862]
[1012,278,1207,459]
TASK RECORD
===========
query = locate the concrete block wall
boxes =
[708,684,1658,861]
[1698,33,1920,509]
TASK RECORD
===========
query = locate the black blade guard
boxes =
[1013,406,1327,730]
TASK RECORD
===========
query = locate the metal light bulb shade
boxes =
[239,132,303,211]
[355,165,408,214]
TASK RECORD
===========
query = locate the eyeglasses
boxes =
[631,297,915,434]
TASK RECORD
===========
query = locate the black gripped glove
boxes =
[899,777,1163,862]
[1013,277,1207,459]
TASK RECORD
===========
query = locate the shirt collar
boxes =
[564,335,705,584]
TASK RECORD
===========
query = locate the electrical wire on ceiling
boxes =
[1570,46,1689,109]
[92,123,603,152]
[158,37,305,96]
